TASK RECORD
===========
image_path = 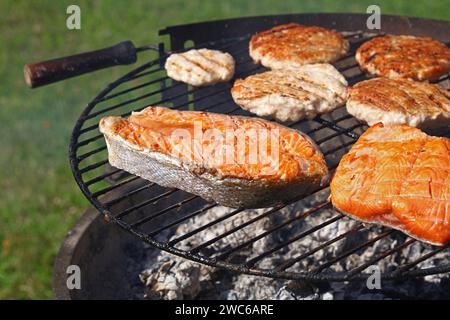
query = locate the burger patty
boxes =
[355,35,450,81]
[165,48,235,86]
[249,23,350,70]
[231,63,348,122]
[347,78,450,128]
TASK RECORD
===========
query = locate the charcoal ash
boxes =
[138,199,450,300]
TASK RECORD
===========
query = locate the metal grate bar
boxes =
[99,76,170,103]
[115,188,179,218]
[79,158,109,174]
[336,62,361,73]
[125,67,166,82]
[313,118,361,141]
[316,123,364,144]
[76,133,104,149]
[345,239,417,279]
[91,175,141,198]
[274,224,365,272]
[312,229,394,273]
[126,194,199,224]
[188,195,332,254]
[215,201,332,261]
[391,243,450,276]
[79,123,101,135]
[84,168,129,187]
[168,207,247,246]
[102,181,154,208]
[151,203,217,236]
[148,203,218,236]
[77,145,107,163]
[252,214,344,271]
[85,84,178,120]
[171,86,234,110]
[305,113,353,134]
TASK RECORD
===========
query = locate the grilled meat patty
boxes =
[331,123,450,245]
[231,63,348,122]
[249,23,349,69]
[99,106,328,209]
[165,49,235,86]
[347,78,450,128]
[356,35,450,81]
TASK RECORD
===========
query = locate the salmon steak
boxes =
[330,123,450,245]
[99,106,328,208]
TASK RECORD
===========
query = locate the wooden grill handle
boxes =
[24,41,137,88]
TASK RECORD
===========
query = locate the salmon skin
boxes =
[331,123,450,245]
[99,106,328,209]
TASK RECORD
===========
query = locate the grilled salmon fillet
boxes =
[347,78,450,128]
[331,123,450,245]
[165,49,235,86]
[99,106,328,208]
[231,63,348,122]
[249,23,349,69]
[356,35,450,81]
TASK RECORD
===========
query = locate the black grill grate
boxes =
[69,14,450,282]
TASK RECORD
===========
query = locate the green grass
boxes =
[0,0,448,299]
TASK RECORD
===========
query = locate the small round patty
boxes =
[249,23,349,69]
[165,49,235,86]
[347,78,450,128]
[356,35,450,81]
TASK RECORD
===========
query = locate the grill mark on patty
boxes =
[235,81,308,101]
[289,72,347,101]
[356,35,450,80]
[236,76,322,103]
[348,78,450,126]
[395,81,445,112]
[197,50,229,69]
[251,23,307,49]
[179,54,215,75]
[232,64,348,123]
[260,77,327,102]
[167,60,208,79]
[250,23,349,68]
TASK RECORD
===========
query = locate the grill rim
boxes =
[69,13,450,283]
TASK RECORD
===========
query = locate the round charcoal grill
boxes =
[60,14,450,282]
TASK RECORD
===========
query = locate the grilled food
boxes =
[347,78,450,128]
[99,106,329,209]
[331,123,450,245]
[165,49,235,86]
[356,35,450,81]
[231,63,348,122]
[249,23,349,69]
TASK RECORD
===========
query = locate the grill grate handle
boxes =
[24,41,139,88]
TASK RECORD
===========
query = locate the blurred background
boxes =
[0,0,449,299]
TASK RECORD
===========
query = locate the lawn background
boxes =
[0,0,449,299]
